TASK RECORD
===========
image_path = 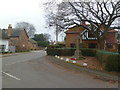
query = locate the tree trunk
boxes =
[97,26,109,50]
[97,38,105,50]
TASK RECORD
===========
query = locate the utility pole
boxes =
[55,25,58,44]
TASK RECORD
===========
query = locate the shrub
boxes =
[60,48,75,56]
[47,48,61,56]
[105,54,120,71]
[47,48,96,56]
[96,50,119,71]
[96,50,118,64]
[47,44,63,49]
[96,50,110,65]
[80,48,96,56]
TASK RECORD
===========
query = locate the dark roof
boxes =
[0,29,9,39]
[108,30,117,33]
[11,29,29,38]
[11,29,21,37]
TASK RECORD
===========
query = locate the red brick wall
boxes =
[65,33,80,47]
[18,30,29,51]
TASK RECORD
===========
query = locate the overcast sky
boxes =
[0,0,64,41]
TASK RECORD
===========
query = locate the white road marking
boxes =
[31,51,41,52]
[2,72,21,80]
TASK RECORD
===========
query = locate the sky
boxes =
[0,0,64,41]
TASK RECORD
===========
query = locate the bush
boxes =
[96,50,110,65]
[46,48,76,56]
[80,48,96,56]
[96,50,119,71]
[105,54,120,71]
[96,50,118,64]
[47,48,96,56]
[47,48,61,56]
[60,48,75,56]
[47,44,65,49]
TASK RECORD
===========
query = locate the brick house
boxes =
[7,24,30,51]
[65,25,118,52]
[1,24,38,52]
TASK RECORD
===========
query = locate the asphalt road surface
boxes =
[2,50,118,88]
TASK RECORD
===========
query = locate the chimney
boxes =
[7,24,12,36]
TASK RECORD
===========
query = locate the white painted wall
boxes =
[0,39,9,52]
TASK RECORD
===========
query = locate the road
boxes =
[2,50,118,88]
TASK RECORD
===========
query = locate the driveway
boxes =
[2,50,118,88]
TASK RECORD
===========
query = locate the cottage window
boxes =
[0,45,5,52]
[70,43,75,48]
[88,43,97,48]
[106,43,113,48]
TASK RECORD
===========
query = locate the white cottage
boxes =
[0,30,9,52]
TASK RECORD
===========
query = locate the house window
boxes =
[0,45,6,52]
[70,43,75,48]
[88,31,95,38]
[88,43,97,48]
[106,43,113,48]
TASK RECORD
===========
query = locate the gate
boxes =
[9,46,16,53]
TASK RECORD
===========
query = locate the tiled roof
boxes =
[108,30,117,33]
[11,29,21,37]
[0,29,9,39]
[65,25,87,33]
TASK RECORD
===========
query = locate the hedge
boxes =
[105,54,120,71]
[96,50,120,71]
[80,48,96,56]
[96,50,111,65]
[47,48,62,56]
[47,48,96,56]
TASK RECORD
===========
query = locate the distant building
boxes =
[28,39,38,50]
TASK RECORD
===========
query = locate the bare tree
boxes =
[44,0,120,49]
[15,22,36,38]
[43,0,64,42]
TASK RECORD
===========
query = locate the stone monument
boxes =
[72,35,85,60]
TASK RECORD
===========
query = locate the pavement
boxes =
[0,51,32,58]
[2,50,119,88]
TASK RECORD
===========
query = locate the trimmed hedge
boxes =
[81,48,96,56]
[47,48,75,56]
[96,50,120,72]
[47,48,96,56]
[105,54,120,71]
[47,48,61,56]
[96,50,110,65]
